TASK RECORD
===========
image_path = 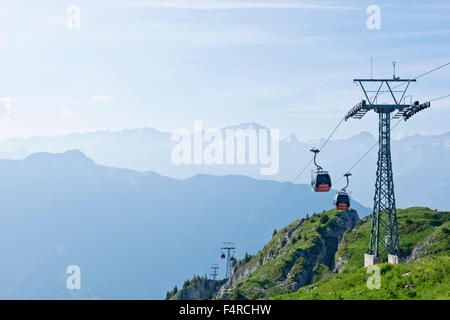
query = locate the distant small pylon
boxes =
[210,264,219,280]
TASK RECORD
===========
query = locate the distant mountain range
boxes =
[0,123,448,210]
[0,150,369,299]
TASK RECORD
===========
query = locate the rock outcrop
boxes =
[218,209,359,299]
[166,207,449,300]
[171,278,226,300]
[406,223,449,263]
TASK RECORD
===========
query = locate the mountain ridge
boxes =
[0,150,369,299]
[0,123,447,209]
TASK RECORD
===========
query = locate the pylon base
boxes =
[388,254,400,264]
[364,254,380,267]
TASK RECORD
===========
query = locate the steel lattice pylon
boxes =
[221,242,236,279]
[210,264,219,280]
[345,73,431,259]
[369,112,400,256]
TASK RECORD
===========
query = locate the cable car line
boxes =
[409,62,450,81]
[334,119,400,186]
[289,116,345,185]
[310,148,332,192]
[290,116,346,186]
[266,62,449,211]
[334,172,352,211]
[318,117,346,152]
[429,93,450,102]
[334,93,450,187]
[286,62,448,192]
[268,116,346,208]
[366,62,450,103]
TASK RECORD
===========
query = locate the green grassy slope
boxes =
[335,207,449,269]
[271,207,449,300]
[222,209,359,299]
[271,255,449,300]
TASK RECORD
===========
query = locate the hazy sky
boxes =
[0,0,449,141]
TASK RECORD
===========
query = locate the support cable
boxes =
[269,117,345,207]
[368,62,450,102]
[268,62,449,208]
[335,93,450,186]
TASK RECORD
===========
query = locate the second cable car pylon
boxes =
[345,66,432,266]
[220,242,236,279]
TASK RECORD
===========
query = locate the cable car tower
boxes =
[345,66,431,264]
[220,242,236,279]
[210,264,219,280]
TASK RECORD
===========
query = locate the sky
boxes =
[0,0,449,142]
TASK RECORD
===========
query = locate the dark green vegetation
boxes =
[272,207,449,300]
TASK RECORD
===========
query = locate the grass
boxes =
[215,207,449,300]
[269,207,450,300]
[225,209,354,298]
[335,207,450,269]
[270,255,449,300]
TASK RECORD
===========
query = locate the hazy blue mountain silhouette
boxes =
[0,124,447,209]
[0,150,369,299]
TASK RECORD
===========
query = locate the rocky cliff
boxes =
[274,207,449,300]
[170,277,226,300]
[218,209,359,299]
[334,207,449,272]
[167,207,449,300]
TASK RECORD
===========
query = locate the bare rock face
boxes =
[172,279,225,300]
[406,224,449,263]
[333,216,372,273]
[406,236,434,263]
[334,254,349,274]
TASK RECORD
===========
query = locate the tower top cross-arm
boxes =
[346,78,417,120]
